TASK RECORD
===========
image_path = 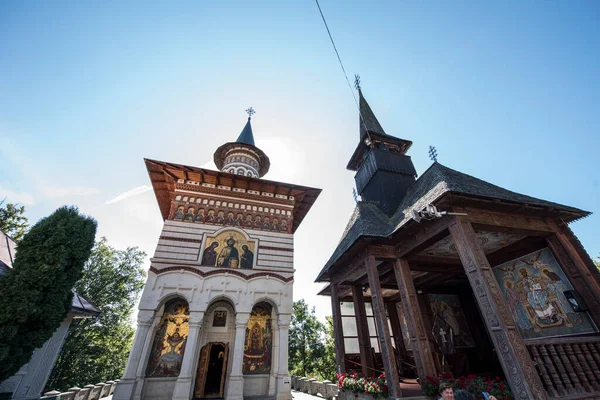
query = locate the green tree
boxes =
[314,316,337,382]
[0,206,97,381]
[0,200,29,242]
[289,299,327,378]
[46,238,147,391]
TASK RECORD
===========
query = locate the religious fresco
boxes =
[200,230,256,269]
[171,201,292,233]
[213,310,227,327]
[428,294,475,349]
[146,298,190,377]
[493,248,596,339]
[243,302,273,374]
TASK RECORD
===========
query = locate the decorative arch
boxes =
[146,297,190,377]
[243,302,273,375]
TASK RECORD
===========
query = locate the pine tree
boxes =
[0,206,97,381]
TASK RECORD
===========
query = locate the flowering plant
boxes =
[422,373,512,400]
[336,372,389,398]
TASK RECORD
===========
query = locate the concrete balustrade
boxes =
[291,376,339,400]
[40,379,119,400]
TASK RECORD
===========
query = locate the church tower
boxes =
[113,110,320,400]
[348,88,417,215]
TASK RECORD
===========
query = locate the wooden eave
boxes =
[145,158,321,233]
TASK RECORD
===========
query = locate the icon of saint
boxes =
[173,206,185,220]
[217,238,239,268]
[201,242,219,266]
[240,245,254,269]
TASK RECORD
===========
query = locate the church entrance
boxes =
[193,342,229,399]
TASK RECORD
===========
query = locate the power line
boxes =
[314,0,371,142]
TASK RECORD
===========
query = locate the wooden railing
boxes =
[527,336,600,398]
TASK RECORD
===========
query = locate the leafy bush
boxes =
[337,372,389,398]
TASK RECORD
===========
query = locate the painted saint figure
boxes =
[226,212,235,225]
[217,238,239,268]
[245,214,253,228]
[201,242,219,266]
[206,209,215,223]
[173,206,185,220]
[216,211,225,224]
[235,213,243,226]
[195,208,205,223]
[240,245,254,269]
[183,207,195,221]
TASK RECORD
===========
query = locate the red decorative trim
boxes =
[160,236,203,243]
[149,266,293,282]
[258,246,294,253]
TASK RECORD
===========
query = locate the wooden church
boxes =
[315,88,600,400]
[113,109,320,400]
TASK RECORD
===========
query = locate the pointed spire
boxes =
[359,89,387,138]
[236,118,255,146]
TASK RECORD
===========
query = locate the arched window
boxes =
[146,298,190,377]
[243,302,273,374]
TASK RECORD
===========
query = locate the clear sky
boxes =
[1,1,598,321]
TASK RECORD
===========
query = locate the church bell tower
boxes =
[348,86,417,215]
[113,109,320,400]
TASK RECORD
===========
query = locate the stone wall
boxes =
[39,380,118,400]
[290,376,338,400]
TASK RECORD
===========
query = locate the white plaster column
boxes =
[172,311,204,400]
[132,312,164,400]
[226,312,250,400]
[113,310,155,400]
[268,317,280,396]
[276,314,292,400]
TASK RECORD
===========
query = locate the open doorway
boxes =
[194,342,229,399]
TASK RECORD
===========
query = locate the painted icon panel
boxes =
[492,248,596,339]
[243,302,273,374]
[428,294,475,348]
[200,230,255,269]
[146,298,190,377]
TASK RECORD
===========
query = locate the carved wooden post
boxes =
[353,284,376,377]
[388,301,407,375]
[392,258,437,380]
[449,217,547,400]
[330,283,346,374]
[365,256,402,398]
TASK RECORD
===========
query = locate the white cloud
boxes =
[0,186,35,205]
[105,185,152,205]
[38,185,100,198]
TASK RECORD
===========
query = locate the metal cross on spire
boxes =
[354,74,361,91]
[428,146,438,162]
[246,107,256,119]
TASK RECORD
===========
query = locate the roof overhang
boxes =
[145,158,321,234]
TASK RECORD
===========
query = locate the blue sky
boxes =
[1,1,598,319]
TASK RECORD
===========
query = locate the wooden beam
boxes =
[368,244,397,259]
[448,217,547,399]
[453,207,555,233]
[392,258,437,381]
[330,283,346,374]
[353,284,376,377]
[395,217,452,258]
[409,264,464,275]
[365,256,402,398]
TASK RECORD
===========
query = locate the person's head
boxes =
[439,383,454,400]
[242,245,248,251]
[210,242,219,249]
[519,268,528,278]
[227,238,235,247]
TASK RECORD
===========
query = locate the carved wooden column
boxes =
[331,283,346,374]
[392,258,437,380]
[387,301,407,376]
[353,284,376,377]
[546,226,600,325]
[365,256,401,398]
[449,217,547,400]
